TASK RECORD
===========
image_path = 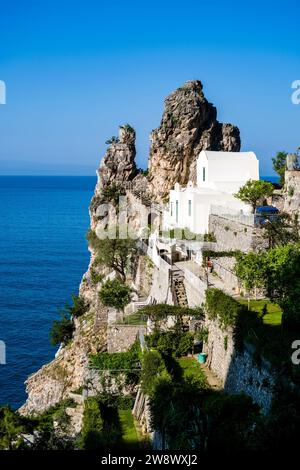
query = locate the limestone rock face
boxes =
[148,80,241,201]
[96,125,138,194]
[282,170,300,218]
[19,278,108,415]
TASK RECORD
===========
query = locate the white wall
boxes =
[197,151,259,190]
[163,151,259,235]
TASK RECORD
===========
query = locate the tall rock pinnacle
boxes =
[97,124,138,193]
[148,80,241,201]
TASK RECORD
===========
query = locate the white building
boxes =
[163,150,259,235]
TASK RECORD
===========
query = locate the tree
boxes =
[263,243,300,330]
[236,243,300,330]
[140,350,170,395]
[272,151,288,186]
[99,279,132,311]
[60,294,89,319]
[86,228,137,281]
[234,180,274,212]
[0,407,26,450]
[263,212,299,248]
[235,251,266,296]
[100,183,125,208]
[49,312,74,346]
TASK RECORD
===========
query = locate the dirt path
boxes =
[200,363,223,390]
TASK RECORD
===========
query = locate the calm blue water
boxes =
[0,176,96,409]
[261,175,280,184]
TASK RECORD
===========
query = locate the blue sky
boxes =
[0,0,299,175]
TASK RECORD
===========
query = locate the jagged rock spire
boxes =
[148,80,241,201]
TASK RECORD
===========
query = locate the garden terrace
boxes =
[206,289,298,370]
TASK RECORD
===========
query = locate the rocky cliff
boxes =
[148,80,241,201]
[20,80,241,415]
[19,126,148,415]
[282,170,300,218]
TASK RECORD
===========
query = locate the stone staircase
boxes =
[171,269,188,307]
[173,279,188,307]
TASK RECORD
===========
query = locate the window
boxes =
[188,200,192,216]
[170,202,173,217]
[176,200,179,223]
[202,167,206,182]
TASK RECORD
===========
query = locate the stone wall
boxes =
[134,255,154,298]
[282,170,300,218]
[107,325,146,353]
[150,264,173,304]
[224,345,275,414]
[183,268,206,306]
[209,214,268,253]
[133,387,166,450]
[203,316,275,414]
[212,257,239,292]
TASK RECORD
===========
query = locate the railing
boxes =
[210,205,255,227]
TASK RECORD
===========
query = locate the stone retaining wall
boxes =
[107,325,146,353]
[209,214,268,253]
[203,316,275,414]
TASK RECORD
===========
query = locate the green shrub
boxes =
[157,331,178,356]
[69,294,89,318]
[0,407,27,450]
[140,350,171,395]
[203,233,217,242]
[202,393,260,452]
[146,330,194,358]
[175,332,194,357]
[89,341,141,375]
[205,288,246,329]
[90,268,104,286]
[99,279,132,311]
[49,313,74,346]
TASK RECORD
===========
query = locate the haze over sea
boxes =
[0,174,278,409]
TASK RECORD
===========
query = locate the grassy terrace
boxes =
[118,409,140,449]
[119,313,147,325]
[238,298,282,326]
[235,298,296,369]
[177,357,207,384]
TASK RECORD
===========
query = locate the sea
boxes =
[0,174,278,409]
[0,176,96,409]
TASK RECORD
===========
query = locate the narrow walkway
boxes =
[199,362,223,391]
